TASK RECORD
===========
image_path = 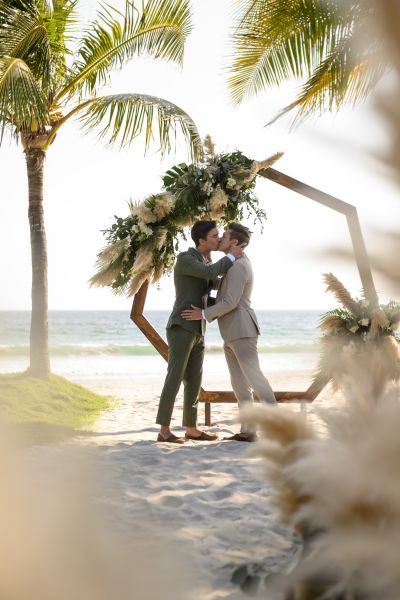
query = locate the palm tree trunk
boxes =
[25,147,50,377]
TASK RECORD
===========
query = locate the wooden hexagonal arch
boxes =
[131,166,378,425]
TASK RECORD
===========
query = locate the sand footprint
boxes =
[160,495,184,508]
[213,483,237,501]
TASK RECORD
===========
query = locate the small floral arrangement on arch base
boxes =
[90,136,283,296]
[313,272,400,396]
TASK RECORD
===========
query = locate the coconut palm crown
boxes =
[228,0,388,125]
[0,0,202,376]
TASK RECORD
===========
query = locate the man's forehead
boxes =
[207,228,219,237]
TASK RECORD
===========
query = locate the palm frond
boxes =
[0,1,36,15]
[323,272,361,315]
[228,0,387,124]
[76,92,202,161]
[269,40,387,126]
[0,0,77,101]
[56,0,192,102]
[228,0,353,104]
[0,56,48,137]
[0,2,52,84]
[39,0,54,14]
[43,0,79,96]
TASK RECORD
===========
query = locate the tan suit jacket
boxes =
[204,254,260,342]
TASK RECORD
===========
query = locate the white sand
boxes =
[17,369,341,599]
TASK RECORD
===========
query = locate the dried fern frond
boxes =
[323,272,361,315]
[242,151,284,183]
[249,151,284,177]
[127,271,150,297]
[131,247,154,274]
[89,239,129,287]
[203,134,216,157]
[151,262,164,284]
[370,307,390,338]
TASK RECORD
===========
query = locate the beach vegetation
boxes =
[0,372,113,443]
[0,0,201,377]
[228,0,388,125]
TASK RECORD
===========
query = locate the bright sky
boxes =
[1,0,399,311]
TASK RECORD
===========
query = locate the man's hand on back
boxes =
[181,305,202,321]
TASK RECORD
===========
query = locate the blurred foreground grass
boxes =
[0,373,114,444]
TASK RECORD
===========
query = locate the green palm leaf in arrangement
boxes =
[0,0,201,376]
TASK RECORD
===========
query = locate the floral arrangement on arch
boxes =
[313,272,400,395]
[90,136,283,295]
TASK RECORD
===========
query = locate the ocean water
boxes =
[0,310,323,378]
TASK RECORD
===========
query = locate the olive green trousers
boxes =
[156,325,205,427]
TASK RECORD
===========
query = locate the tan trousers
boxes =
[224,337,276,433]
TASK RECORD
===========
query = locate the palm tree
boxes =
[228,0,388,125]
[0,0,201,377]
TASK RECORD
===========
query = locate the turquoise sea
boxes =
[0,310,322,378]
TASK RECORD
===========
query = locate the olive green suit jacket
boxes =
[167,248,233,336]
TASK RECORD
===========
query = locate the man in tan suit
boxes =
[181,223,276,441]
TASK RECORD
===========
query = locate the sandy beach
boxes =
[14,368,339,599]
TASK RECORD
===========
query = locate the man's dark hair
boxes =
[227,222,252,247]
[191,220,217,246]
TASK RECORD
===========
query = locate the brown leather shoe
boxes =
[157,433,185,444]
[223,433,258,442]
[185,431,218,441]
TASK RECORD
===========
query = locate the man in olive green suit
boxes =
[182,223,276,442]
[156,220,243,443]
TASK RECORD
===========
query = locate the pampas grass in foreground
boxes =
[244,382,400,598]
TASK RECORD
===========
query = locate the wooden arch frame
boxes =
[131,167,378,425]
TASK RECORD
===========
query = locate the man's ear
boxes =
[229,238,238,247]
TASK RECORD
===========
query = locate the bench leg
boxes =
[205,402,211,427]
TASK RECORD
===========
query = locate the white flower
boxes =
[226,177,236,189]
[359,318,370,327]
[138,223,153,238]
[202,181,214,196]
